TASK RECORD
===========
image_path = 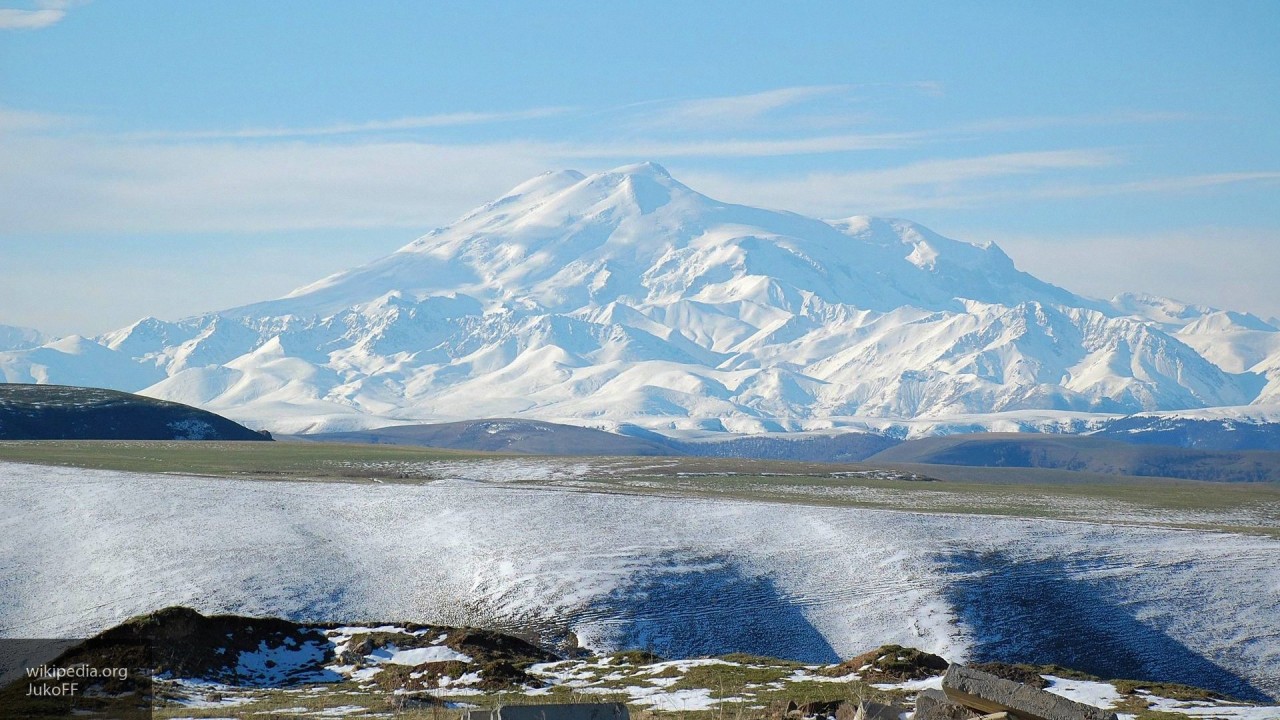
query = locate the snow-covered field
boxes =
[1,461,1277,701]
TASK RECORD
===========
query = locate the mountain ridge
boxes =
[2,162,1275,434]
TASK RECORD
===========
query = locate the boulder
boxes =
[915,688,981,720]
[836,699,907,720]
[942,665,1117,720]
[787,699,845,718]
[824,644,949,683]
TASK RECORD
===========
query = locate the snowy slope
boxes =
[6,163,1271,432]
[1172,312,1280,405]
[0,323,49,352]
[1,463,1277,699]
[0,336,165,390]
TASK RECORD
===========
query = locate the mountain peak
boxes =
[501,169,588,199]
[49,163,1267,432]
[609,161,673,179]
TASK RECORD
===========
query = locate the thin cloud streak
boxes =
[1034,172,1280,199]
[1,98,1271,238]
[8,128,1273,236]
[0,0,77,30]
[0,136,557,234]
[682,150,1121,216]
[991,227,1280,320]
[648,85,852,125]
[138,107,573,140]
[0,106,76,132]
[624,82,942,133]
[957,110,1192,134]
[559,131,927,158]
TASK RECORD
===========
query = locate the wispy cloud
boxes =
[855,150,1118,184]
[626,82,941,132]
[0,0,80,30]
[0,134,559,234]
[1033,171,1280,199]
[142,107,572,140]
[685,158,1280,219]
[1,91,1270,240]
[957,110,1192,134]
[681,150,1121,216]
[988,227,1280,320]
[646,85,852,126]
[0,106,76,132]
[559,131,926,159]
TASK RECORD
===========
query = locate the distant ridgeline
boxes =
[0,384,270,441]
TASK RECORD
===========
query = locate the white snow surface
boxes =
[371,645,472,665]
[1143,698,1280,720]
[1042,676,1123,709]
[2,163,1274,432]
[0,323,49,352]
[1,462,1278,699]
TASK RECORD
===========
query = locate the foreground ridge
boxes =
[2,607,1272,719]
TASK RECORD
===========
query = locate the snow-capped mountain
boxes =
[3,163,1274,433]
[0,323,50,352]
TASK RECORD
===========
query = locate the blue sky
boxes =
[2,1,1278,335]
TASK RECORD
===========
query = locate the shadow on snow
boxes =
[940,550,1272,702]
[581,553,840,664]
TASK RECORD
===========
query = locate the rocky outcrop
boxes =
[942,664,1118,720]
[915,688,982,720]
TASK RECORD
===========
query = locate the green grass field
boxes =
[2,440,1277,536]
[0,439,489,478]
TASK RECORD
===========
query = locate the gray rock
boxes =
[915,688,981,720]
[835,699,906,720]
[788,699,846,718]
[942,665,1118,720]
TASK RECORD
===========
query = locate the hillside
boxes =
[0,323,47,351]
[1091,414,1280,450]
[5,606,1274,718]
[5,460,1277,702]
[300,418,679,456]
[0,383,270,441]
[866,432,1280,482]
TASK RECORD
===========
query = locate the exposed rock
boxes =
[841,699,908,720]
[915,688,982,720]
[943,664,1118,720]
[821,643,949,682]
[44,606,560,693]
[786,698,845,718]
